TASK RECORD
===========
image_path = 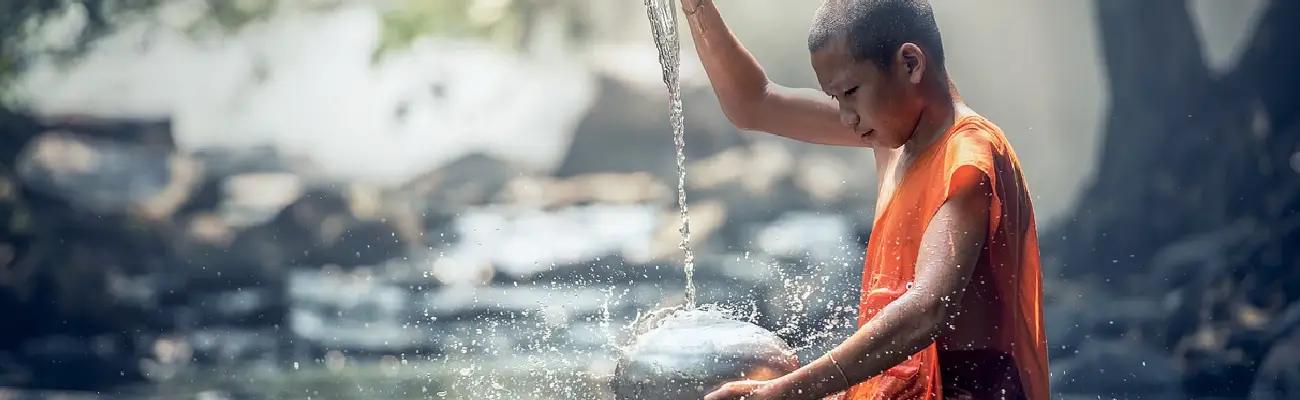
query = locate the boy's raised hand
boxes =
[679,0,707,15]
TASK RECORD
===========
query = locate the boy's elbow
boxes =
[716,84,771,131]
[720,101,760,131]
[911,293,958,337]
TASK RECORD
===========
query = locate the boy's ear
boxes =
[897,43,925,84]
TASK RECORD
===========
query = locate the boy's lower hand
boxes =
[703,379,783,400]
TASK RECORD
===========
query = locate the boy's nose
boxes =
[840,110,860,128]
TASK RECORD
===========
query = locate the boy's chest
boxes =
[866,150,943,281]
[872,151,924,225]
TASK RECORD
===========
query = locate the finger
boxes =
[702,389,729,400]
[707,380,758,400]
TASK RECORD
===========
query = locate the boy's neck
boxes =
[902,74,962,157]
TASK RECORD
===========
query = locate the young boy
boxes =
[688,1,1048,399]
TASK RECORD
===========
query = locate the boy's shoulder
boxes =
[945,112,1018,164]
[952,111,1002,141]
[930,111,1032,194]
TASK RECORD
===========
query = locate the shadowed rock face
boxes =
[611,308,798,400]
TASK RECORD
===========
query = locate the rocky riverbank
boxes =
[0,69,869,398]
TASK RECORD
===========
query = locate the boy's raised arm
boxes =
[682,0,866,147]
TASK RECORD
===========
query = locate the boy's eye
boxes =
[843,86,859,97]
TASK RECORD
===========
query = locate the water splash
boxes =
[766,254,860,354]
[642,0,697,308]
[626,303,747,340]
[426,249,859,398]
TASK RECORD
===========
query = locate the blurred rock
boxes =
[217,173,304,228]
[686,142,875,249]
[555,74,747,181]
[497,172,671,209]
[228,187,407,271]
[641,200,729,264]
[3,335,142,391]
[15,132,201,219]
[1251,329,1300,400]
[1051,339,1183,398]
[400,153,530,215]
[1044,303,1086,360]
[33,114,175,149]
[190,145,299,177]
[0,127,171,391]
[0,113,289,391]
[686,143,796,244]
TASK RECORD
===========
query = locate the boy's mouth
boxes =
[860,129,874,140]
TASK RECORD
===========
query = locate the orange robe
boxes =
[839,114,1049,400]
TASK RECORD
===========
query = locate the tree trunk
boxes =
[1048,0,1300,397]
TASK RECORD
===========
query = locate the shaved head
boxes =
[808,0,945,71]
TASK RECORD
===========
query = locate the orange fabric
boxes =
[837,115,1049,400]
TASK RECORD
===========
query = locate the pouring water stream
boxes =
[642,0,697,309]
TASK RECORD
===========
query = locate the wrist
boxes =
[788,354,852,399]
[826,351,853,390]
[683,0,709,16]
[765,374,800,399]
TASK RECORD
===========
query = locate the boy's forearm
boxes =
[771,294,946,398]
[683,0,771,128]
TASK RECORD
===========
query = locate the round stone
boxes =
[610,308,799,400]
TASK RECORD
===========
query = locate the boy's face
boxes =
[811,37,927,149]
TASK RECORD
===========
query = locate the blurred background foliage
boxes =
[0,0,543,97]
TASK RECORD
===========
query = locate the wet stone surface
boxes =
[611,307,799,400]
